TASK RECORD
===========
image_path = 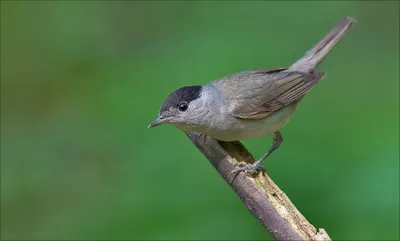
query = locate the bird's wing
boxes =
[211,68,325,120]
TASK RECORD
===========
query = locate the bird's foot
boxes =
[228,161,265,183]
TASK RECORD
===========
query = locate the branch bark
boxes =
[187,133,331,241]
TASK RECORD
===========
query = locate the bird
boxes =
[148,17,356,176]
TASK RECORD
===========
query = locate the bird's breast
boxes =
[198,103,298,141]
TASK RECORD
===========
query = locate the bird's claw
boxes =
[228,162,266,183]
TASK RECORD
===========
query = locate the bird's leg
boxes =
[248,131,283,171]
[229,131,283,180]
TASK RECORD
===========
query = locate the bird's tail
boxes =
[288,17,356,73]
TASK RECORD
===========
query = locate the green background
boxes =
[1,1,399,240]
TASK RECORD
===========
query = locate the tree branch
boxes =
[187,133,331,241]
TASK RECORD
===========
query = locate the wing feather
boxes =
[210,68,325,120]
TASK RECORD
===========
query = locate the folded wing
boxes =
[211,68,325,119]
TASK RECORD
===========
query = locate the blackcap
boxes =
[149,17,356,176]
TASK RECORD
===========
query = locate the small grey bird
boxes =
[149,17,356,176]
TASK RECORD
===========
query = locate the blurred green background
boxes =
[1,1,399,240]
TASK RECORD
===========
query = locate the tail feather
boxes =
[288,17,356,73]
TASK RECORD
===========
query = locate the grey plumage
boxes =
[288,17,356,73]
[209,69,325,120]
[149,17,356,175]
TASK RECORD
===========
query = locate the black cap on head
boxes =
[160,86,202,113]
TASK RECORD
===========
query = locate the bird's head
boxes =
[148,86,205,130]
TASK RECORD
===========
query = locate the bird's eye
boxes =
[178,102,188,112]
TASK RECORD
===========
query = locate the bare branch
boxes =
[187,133,331,241]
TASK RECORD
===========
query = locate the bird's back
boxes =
[209,68,324,119]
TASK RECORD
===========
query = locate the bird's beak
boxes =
[148,115,167,128]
